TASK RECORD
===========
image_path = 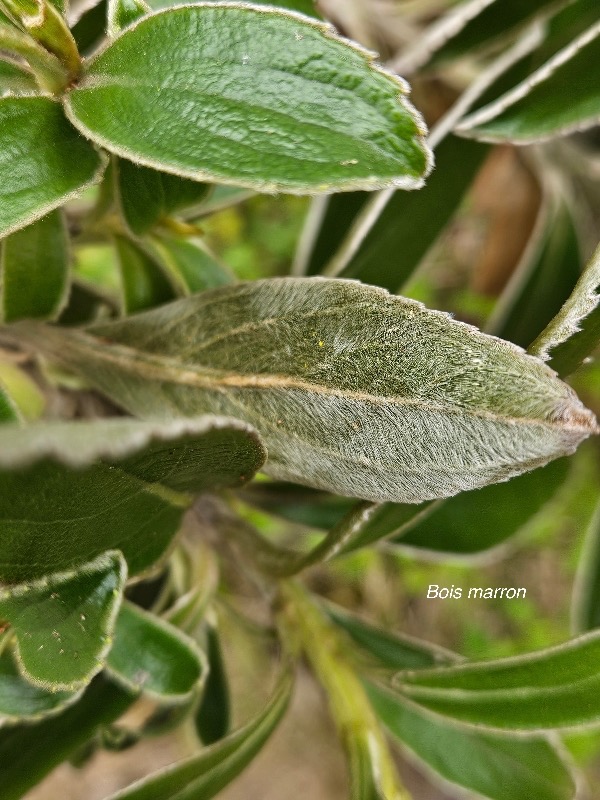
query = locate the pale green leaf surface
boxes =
[0,416,266,582]
[366,681,576,800]
[0,551,126,691]
[0,97,104,238]
[394,630,600,730]
[107,601,206,701]
[457,22,600,143]
[195,624,230,744]
[148,235,233,295]
[114,235,175,313]
[107,667,292,800]
[1,210,70,323]
[15,278,598,503]
[529,241,600,376]
[65,5,432,194]
[0,647,80,724]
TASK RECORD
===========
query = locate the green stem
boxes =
[0,21,68,92]
[279,582,412,800]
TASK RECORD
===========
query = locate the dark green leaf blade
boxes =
[65,6,432,194]
[0,383,19,422]
[0,551,126,691]
[0,97,104,238]
[1,210,70,323]
[14,278,597,503]
[394,630,600,730]
[107,601,206,701]
[366,681,576,800]
[0,416,266,582]
[195,624,230,744]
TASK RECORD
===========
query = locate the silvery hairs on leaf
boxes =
[14,278,598,504]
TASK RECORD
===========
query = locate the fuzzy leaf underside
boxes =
[15,278,597,503]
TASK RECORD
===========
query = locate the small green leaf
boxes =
[572,498,600,632]
[529,240,600,376]
[0,551,126,692]
[65,5,432,194]
[0,360,45,421]
[148,235,233,295]
[457,22,600,143]
[0,57,38,92]
[15,278,598,504]
[0,97,104,238]
[71,0,107,53]
[394,630,600,730]
[0,416,266,582]
[0,674,135,800]
[107,601,206,701]
[108,0,149,35]
[366,681,576,800]
[0,647,80,724]
[114,235,175,313]
[106,666,293,800]
[195,624,230,745]
[1,210,70,323]
[0,383,19,423]
[239,482,355,530]
[116,159,209,236]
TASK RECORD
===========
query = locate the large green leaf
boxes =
[0,416,265,582]
[0,551,126,691]
[394,630,600,730]
[65,5,432,194]
[14,278,598,503]
[457,22,600,143]
[107,601,206,701]
[0,97,104,238]
[106,667,292,800]
[1,210,70,323]
[366,681,576,800]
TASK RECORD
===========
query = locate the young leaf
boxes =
[0,551,126,692]
[195,624,230,744]
[15,278,598,504]
[0,674,135,800]
[106,666,293,800]
[457,22,600,143]
[1,210,70,323]
[114,234,175,313]
[366,681,576,800]
[107,601,206,702]
[529,241,600,376]
[64,5,432,194]
[0,416,266,582]
[0,97,105,238]
[394,630,600,730]
[0,647,81,724]
[148,235,233,295]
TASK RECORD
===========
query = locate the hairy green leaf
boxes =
[0,551,126,691]
[106,667,292,800]
[366,681,576,800]
[107,601,206,701]
[1,210,70,323]
[0,58,38,92]
[0,97,104,238]
[394,630,600,730]
[65,5,432,194]
[0,416,266,582]
[114,235,175,313]
[457,22,600,143]
[195,624,230,744]
[16,278,598,503]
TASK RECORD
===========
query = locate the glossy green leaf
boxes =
[457,22,600,143]
[195,624,230,744]
[318,136,488,289]
[0,674,135,800]
[148,235,233,295]
[366,681,576,800]
[394,630,600,730]
[0,647,80,724]
[489,199,582,348]
[0,97,104,238]
[106,667,292,800]
[15,278,598,504]
[572,498,600,632]
[116,159,209,236]
[108,0,149,35]
[65,5,432,194]
[324,602,457,671]
[0,416,266,582]
[530,241,600,377]
[107,601,205,701]
[395,457,569,556]
[1,210,69,323]
[0,551,126,691]
[114,235,175,313]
